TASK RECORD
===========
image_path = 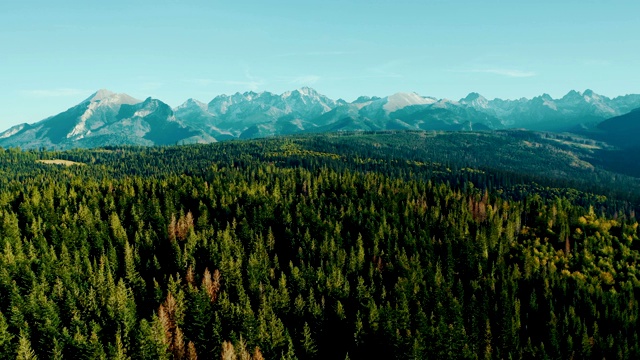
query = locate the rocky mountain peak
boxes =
[82,89,141,106]
[462,92,484,102]
[2,87,640,150]
[84,89,116,102]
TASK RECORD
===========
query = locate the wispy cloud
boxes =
[583,59,611,67]
[325,74,404,81]
[286,75,321,85]
[185,79,264,88]
[140,82,164,91]
[480,69,536,78]
[367,60,406,79]
[21,88,86,98]
[451,68,536,78]
[273,51,357,58]
[185,78,215,86]
[243,69,264,91]
[183,70,265,91]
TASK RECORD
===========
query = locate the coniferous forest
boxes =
[0,131,639,359]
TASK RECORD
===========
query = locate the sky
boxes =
[1,0,639,130]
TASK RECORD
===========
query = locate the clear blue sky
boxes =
[1,0,639,130]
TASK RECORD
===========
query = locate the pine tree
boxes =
[483,319,492,360]
[185,341,198,360]
[221,341,236,360]
[50,338,64,360]
[15,330,36,360]
[0,312,13,360]
[300,322,317,357]
[137,317,170,360]
[110,332,130,360]
[280,336,297,360]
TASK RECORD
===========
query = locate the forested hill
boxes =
[0,131,639,359]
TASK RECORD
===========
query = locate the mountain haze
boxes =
[1,88,639,149]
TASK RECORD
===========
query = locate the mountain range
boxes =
[1,88,639,149]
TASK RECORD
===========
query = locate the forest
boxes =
[0,131,639,359]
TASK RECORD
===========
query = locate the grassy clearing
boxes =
[36,159,85,166]
[549,138,602,150]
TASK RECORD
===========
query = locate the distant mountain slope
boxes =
[174,98,234,141]
[206,87,339,131]
[2,88,640,149]
[180,88,640,136]
[582,108,640,178]
[0,90,141,149]
[595,107,640,148]
[462,89,639,130]
[0,90,214,149]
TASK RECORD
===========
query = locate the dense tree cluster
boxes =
[0,132,638,359]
